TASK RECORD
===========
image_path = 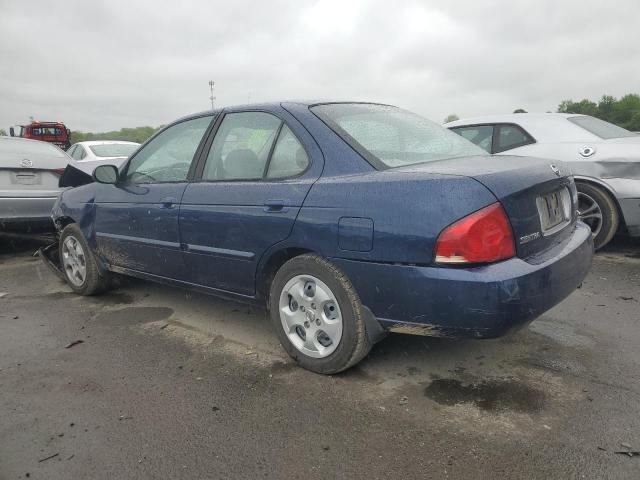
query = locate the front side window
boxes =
[495,124,534,152]
[451,125,494,153]
[202,112,281,181]
[311,103,486,168]
[568,115,635,139]
[125,116,212,183]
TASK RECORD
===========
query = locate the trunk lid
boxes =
[0,137,69,196]
[394,155,578,259]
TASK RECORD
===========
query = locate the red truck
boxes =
[10,121,72,150]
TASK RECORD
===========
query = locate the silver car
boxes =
[0,137,70,232]
[447,114,640,249]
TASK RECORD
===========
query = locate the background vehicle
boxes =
[10,121,72,150]
[0,137,70,232]
[447,114,640,249]
[67,141,140,168]
[45,102,592,374]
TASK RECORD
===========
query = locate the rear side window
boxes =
[202,112,282,181]
[451,125,494,153]
[266,125,309,179]
[495,124,534,153]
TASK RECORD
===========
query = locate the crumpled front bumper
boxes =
[38,241,65,280]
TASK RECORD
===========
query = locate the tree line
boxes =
[69,126,162,145]
[557,94,640,131]
[444,93,640,131]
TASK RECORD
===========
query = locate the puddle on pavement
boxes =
[424,378,546,413]
[528,320,594,348]
[94,306,173,325]
[45,291,75,299]
[85,292,134,305]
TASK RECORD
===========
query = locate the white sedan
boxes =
[66,141,140,168]
[447,114,640,249]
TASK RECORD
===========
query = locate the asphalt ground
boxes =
[1,233,639,479]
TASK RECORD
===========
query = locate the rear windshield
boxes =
[0,138,67,158]
[311,103,486,168]
[568,116,635,139]
[89,143,139,158]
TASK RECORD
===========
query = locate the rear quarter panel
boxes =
[285,170,497,264]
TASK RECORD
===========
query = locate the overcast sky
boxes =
[1,0,639,132]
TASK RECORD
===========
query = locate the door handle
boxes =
[160,196,178,209]
[263,199,288,213]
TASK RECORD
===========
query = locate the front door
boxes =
[93,115,213,278]
[180,110,322,296]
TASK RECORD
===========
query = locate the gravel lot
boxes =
[1,234,639,479]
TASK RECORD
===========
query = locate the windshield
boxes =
[568,116,636,139]
[31,126,64,136]
[311,103,486,168]
[89,143,139,158]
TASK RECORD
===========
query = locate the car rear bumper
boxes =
[618,197,640,237]
[331,222,593,338]
[0,196,57,231]
[606,178,640,237]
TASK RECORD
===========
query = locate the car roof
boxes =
[446,113,581,126]
[445,113,601,142]
[177,100,395,123]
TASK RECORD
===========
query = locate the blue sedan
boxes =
[46,101,594,373]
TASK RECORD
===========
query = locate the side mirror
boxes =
[93,165,119,184]
[9,127,14,137]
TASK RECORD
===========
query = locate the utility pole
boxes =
[208,80,216,109]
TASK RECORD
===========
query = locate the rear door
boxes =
[179,109,323,295]
[93,115,213,279]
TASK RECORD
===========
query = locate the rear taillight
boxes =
[435,203,515,265]
[51,168,66,176]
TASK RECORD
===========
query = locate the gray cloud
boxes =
[1,0,639,131]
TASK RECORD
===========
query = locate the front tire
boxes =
[59,224,111,295]
[269,254,372,374]
[576,182,619,250]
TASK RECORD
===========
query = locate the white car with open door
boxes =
[66,141,140,168]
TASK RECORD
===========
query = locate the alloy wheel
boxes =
[577,191,603,239]
[61,235,87,287]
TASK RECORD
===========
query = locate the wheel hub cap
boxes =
[279,274,343,358]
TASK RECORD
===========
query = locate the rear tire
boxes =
[59,224,112,295]
[269,254,372,374]
[576,182,619,250]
